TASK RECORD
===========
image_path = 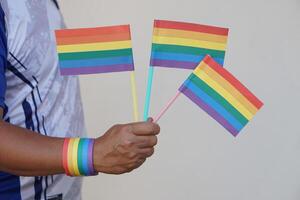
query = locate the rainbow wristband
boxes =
[62,138,98,176]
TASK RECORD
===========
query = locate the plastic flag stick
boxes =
[143,67,154,121]
[153,91,181,123]
[130,71,139,121]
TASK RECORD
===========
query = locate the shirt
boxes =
[0,0,86,199]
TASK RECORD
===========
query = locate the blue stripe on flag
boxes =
[184,80,243,131]
[151,52,224,66]
[59,56,133,68]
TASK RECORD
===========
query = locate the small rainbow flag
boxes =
[179,55,263,136]
[150,20,229,69]
[55,25,134,75]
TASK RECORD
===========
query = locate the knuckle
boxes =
[146,136,157,147]
[127,152,137,159]
[112,124,122,130]
[137,158,146,166]
[123,139,134,148]
[127,163,137,171]
[114,167,124,174]
[114,144,126,154]
[148,148,155,156]
[121,167,132,174]
[152,136,158,146]
[119,124,129,133]
[155,124,160,134]
[111,124,124,135]
[148,123,160,135]
[122,135,137,148]
[127,167,136,173]
[152,124,160,134]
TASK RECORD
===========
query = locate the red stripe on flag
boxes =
[55,25,131,38]
[203,55,263,109]
[154,20,229,36]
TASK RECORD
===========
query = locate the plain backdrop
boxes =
[59,0,300,199]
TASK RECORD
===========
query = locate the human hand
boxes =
[93,119,160,174]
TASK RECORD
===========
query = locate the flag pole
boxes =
[143,67,154,121]
[130,71,139,121]
[153,91,181,123]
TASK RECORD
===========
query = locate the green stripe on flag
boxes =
[152,43,225,58]
[189,73,249,125]
[58,48,133,61]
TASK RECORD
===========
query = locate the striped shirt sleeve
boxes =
[0,5,7,109]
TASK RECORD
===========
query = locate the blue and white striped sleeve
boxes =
[0,5,7,110]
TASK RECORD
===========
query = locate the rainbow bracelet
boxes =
[62,138,98,176]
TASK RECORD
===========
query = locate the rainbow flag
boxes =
[55,25,134,75]
[150,20,229,69]
[179,55,263,136]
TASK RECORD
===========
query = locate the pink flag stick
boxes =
[153,91,181,123]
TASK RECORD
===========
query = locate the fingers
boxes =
[129,121,160,136]
[134,135,158,148]
[135,158,146,168]
[138,147,155,158]
[122,149,153,173]
[95,122,159,175]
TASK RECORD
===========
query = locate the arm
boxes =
[0,109,160,176]
[0,109,65,176]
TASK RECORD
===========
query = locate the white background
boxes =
[59,0,300,199]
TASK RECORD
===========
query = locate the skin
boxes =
[0,108,160,176]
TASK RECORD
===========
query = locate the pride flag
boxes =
[55,25,134,75]
[179,55,263,136]
[150,20,229,69]
[144,20,229,120]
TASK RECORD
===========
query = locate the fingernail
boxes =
[147,117,154,122]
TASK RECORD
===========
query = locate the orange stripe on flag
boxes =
[56,33,131,45]
[203,56,263,109]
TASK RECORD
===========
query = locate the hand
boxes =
[93,119,160,174]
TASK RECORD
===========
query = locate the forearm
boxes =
[0,108,160,176]
[0,120,65,176]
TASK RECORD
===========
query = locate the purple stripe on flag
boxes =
[60,64,134,75]
[180,86,239,137]
[150,59,198,69]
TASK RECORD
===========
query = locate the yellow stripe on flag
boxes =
[198,62,258,115]
[193,69,254,120]
[153,28,228,44]
[152,36,226,51]
[57,40,132,53]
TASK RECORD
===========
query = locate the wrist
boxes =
[92,137,106,173]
